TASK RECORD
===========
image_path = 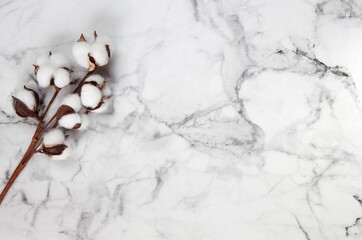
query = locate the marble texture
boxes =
[1,0,362,239]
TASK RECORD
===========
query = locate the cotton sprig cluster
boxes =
[11,31,113,161]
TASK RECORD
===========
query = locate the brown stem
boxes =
[0,70,92,205]
[0,88,61,205]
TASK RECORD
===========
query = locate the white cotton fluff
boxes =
[81,84,102,108]
[91,98,111,114]
[58,113,81,129]
[53,68,70,88]
[50,53,69,68]
[36,53,50,66]
[51,139,74,161]
[37,65,55,87]
[73,42,91,69]
[90,43,109,66]
[43,129,65,147]
[14,89,36,110]
[101,84,112,97]
[79,114,90,130]
[61,94,82,112]
[85,74,104,86]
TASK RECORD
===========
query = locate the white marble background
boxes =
[1,0,362,239]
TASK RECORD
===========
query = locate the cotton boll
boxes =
[50,53,70,68]
[81,84,102,108]
[78,114,90,130]
[37,65,55,87]
[36,53,50,66]
[53,68,70,88]
[90,43,109,66]
[85,74,104,86]
[61,94,82,112]
[58,113,81,129]
[73,42,91,68]
[43,129,65,147]
[14,89,36,110]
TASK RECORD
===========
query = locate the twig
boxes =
[0,71,89,204]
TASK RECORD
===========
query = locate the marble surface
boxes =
[1,0,362,239]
